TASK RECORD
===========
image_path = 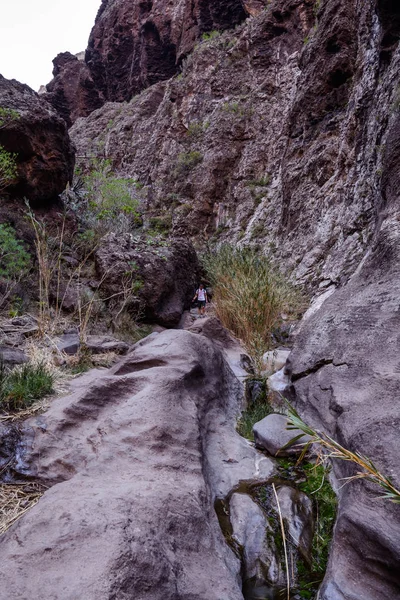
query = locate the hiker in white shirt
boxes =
[193,283,208,317]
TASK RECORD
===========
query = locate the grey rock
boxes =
[230,493,280,586]
[0,346,28,366]
[56,334,80,356]
[85,335,130,355]
[267,368,293,407]
[253,413,311,457]
[240,353,255,374]
[246,379,265,405]
[262,349,291,375]
[288,108,400,599]
[276,486,314,565]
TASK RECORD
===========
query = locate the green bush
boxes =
[176,151,203,175]
[201,30,220,42]
[0,145,18,194]
[0,107,20,129]
[148,214,172,233]
[65,160,142,241]
[204,245,301,371]
[0,224,31,279]
[0,362,54,412]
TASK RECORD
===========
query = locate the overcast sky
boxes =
[0,0,101,91]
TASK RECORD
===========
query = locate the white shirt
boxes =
[197,288,206,301]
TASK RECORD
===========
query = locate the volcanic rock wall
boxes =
[69,0,400,292]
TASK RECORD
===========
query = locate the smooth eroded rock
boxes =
[253,413,311,457]
[0,328,274,599]
[230,492,280,586]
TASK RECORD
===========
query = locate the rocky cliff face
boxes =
[43,52,104,128]
[0,75,75,203]
[70,0,400,292]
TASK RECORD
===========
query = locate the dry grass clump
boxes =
[0,482,46,535]
[204,245,303,371]
[287,406,400,504]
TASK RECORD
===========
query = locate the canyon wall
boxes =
[69,0,400,291]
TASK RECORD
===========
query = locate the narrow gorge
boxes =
[0,1,399,599]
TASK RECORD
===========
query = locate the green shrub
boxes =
[148,214,172,233]
[186,120,210,139]
[204,245,301,371]
[246,175,271,187]
[176,151,203,175]
[0,362,54,412]
[65,160,142,240]
[201,30,220,42]
[0,107,20,129]
[0,145,18,194]
[0,224,31,279]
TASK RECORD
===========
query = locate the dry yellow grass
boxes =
[0,483,46,536]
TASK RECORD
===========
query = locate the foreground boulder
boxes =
[0,75,75,203]
[95,233,200,326]
[0,329,275,599]
[288,111,400,599]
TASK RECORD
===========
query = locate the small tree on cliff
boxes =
[0,107,20,194]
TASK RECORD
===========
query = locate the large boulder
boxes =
[287,110,400,599]
[0,329,274,599]
[95,233,200,327]
[0,75,75,203]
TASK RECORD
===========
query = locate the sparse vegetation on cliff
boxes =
[0,146,17,194]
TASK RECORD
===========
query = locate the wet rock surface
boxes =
[0,329,275,599]
[230,492,280,587]
[0,74,75,203]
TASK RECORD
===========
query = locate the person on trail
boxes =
[193,283,208,317]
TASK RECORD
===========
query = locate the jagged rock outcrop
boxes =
[43,52,104,127]
[95,233,200,326]
[0,329,275,599]
[85,0,253,103]
[0,75,75,203]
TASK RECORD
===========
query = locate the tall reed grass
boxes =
[204,245,302,371]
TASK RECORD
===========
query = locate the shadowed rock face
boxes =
[0,75,75,203]
[43,52,104,127]
[287,111,400,600]
[85,0,250,103]
[95,234,200,326]
[0,329,275,599]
